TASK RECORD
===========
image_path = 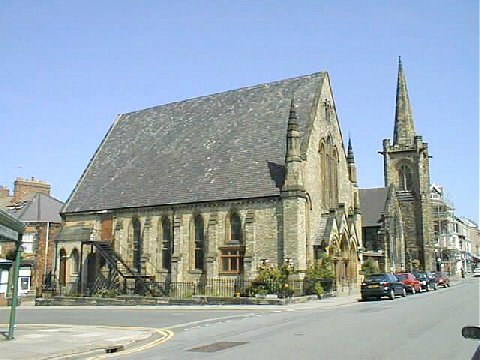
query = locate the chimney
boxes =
[13,177,51,203]
[0,186,10,198]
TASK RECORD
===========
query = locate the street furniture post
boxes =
[8,238,22,340]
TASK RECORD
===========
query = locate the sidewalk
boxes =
[0,293,359,359]
[0,324,172,360]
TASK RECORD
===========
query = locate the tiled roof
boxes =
[64,72,326,213]
[359,187,389,227]
[7,193,63,223]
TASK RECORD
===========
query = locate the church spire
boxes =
[347,136,357,184]
[347,136,355,164]
[282,98,305,195]
[393,57,416,146]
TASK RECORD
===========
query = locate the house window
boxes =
[220,247,244,274]
[162,218,172,270]
[194,215,204,270]
[21,232,36,253]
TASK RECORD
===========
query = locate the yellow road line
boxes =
[88,328,174,359]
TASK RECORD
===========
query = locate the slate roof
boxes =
[56,225,93,243]
[359,187,389,227]
[64,72,326,213]
[8,193,63,223]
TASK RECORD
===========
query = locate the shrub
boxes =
[361,258,379,278]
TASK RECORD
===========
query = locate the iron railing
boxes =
[53,277,339,299]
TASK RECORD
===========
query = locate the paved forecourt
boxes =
[0,324,173,360]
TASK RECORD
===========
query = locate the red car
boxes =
[395,272,422,294]
[434,271,450,288]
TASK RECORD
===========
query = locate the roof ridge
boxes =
[122,72,326,117]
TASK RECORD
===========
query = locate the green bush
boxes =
[305,255,335,280]
[247,265,291,296]
[361,258,379,278]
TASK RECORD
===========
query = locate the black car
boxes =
[361,273,406,301]
[413,271,437,291]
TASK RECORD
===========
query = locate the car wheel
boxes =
[401,288,407,297]
[411,287,416,295]
[446,283,450,288]
[426,285,430,292]
[389,289,395,300]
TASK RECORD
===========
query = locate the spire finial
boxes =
[398,56,402,68]
[289,98,297,120]
[347,135,355,164]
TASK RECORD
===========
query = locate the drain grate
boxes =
[189,341,248,353]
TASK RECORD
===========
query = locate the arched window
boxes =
[331,148,339,207]
[230,213,242,243]
[399,164,413,191]
[194,215,205,270]
[326,136,333,208]
[319,142,327,206]
[220,212,244,274]
[71,248,80,274]
[133,218,142,273]
[162,217,172,270]
[59,248,67,285]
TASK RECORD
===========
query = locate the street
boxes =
[0,278,478,359]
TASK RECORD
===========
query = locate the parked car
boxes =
[413,271,437,291]
[435,271,450,288]
[361,273,406,301]
[396,272,422,294]
[473,268,480,277]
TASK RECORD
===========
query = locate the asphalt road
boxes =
[0,278,478,359]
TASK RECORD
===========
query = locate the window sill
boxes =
[188,269,203,274]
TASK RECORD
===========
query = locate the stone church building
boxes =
[57,72,362,294]
[361,58,434,272]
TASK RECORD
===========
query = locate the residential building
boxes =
[0,178,63,294]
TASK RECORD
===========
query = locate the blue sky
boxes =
[1,1,478,222]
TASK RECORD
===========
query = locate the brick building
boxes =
[57,72,362,295]
[0,178,63,294]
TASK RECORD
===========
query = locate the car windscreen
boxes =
[396,274,408,281]
[415,273,427,279]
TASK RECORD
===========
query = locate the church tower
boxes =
[382,58,433,270]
